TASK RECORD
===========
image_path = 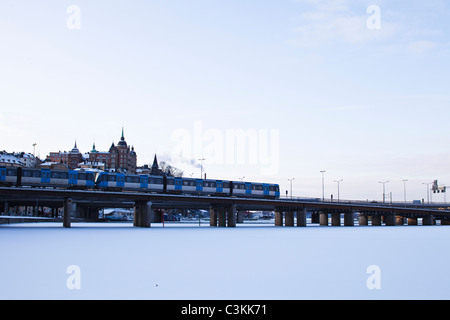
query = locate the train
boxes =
[0,167,280,199]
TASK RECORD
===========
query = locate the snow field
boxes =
[1,222,450,299]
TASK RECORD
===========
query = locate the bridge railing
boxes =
[283,196,450,208]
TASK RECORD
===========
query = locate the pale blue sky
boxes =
[1,0,449,201]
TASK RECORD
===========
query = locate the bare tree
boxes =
[159,161,183,177]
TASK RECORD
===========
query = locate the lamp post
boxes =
[288,178,295,199]
[32,143,37,157]
[402,179,408,206]
[320,170,326,201]
[379,181,389,203]
[334,179,343,202]
[422,182,432,204]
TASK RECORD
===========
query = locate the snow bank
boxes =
[1,222,449,299]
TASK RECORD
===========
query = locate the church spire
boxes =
[152,154,159,169]
[121,127,125,141]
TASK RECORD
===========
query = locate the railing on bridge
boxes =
[283,195,450,208]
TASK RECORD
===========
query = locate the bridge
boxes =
[1,187,450,228]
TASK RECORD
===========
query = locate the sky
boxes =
[1,0,450,202]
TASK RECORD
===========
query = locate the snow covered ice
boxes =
[1,222,450,300]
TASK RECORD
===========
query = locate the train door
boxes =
[245,182,252,195]
[68,171,78,185]
[140,175,148,189]
[175,178,182,191]
[0,168,5,182]
[275,185,280,198]
[116,173,125,187]
[41,169,50,184]
[263,184,270,197]
[196,179,203,192]
[216,181,223,193]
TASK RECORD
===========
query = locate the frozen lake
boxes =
[1,222,450,300]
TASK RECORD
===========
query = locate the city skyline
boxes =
[1,0,449,202]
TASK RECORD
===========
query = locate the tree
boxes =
[159,161,183,177]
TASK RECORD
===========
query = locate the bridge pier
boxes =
[297,209,307,227]
[237,210,244,223]
[218,207,226,227]
[285,211,294,227]
[227,205,236,227]
[331,213,341,226]
[372,215,382,226]
[344,211,354,226]
[423,215,434,226]
[396,216,405,225]
[63,198,75,228]
[359,215,368,226]
[275,210,283,226]
[385,215,396,226]
[319,212,328,226]
[210,206,218,227]
[134,201,152,228]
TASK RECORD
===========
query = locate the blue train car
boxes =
[0,167,17,186]
[96,172,164,192]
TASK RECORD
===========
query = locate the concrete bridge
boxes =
[1,187,449,228]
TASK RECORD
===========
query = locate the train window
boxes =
[166,179,174,185]
[108,175,116,182]
[78,173,86,180]
[255,185,263,191]
[125,176,139,183]
[23,170,40,178]
[269,186,275,191]
[52,172,68,179]
[7,169,16,176]
[223,182,229,188]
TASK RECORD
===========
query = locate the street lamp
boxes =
[422,182,432,204]
[334,179,343,202]
[402,179,408,206]
[288,178,295,199]
[379,181,389,203]
[320,170,326,201]
[32,143,37,157]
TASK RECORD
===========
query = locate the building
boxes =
[46,141,83,170]
[46,129,137,173]
[88,129,137,173]
[0,152,25,167]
